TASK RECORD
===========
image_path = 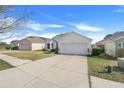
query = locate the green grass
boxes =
[0,44,8,51]
[3,51,54,61]
[0,59,14,71]
[88,54,124,83]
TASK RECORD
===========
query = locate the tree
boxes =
[0,5,32,41]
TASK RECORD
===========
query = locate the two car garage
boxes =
[59,43,89,55]
[53,32,92,55]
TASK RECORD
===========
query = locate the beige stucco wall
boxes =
[105,41,116,57]
[19,39,45,51]
[19,39,31,51]
[31,43,45,50]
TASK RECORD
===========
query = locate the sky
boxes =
[2,5,124,44]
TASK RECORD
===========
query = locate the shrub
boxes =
[92,48,104,56]
[5,45,12,50]
[11,46,19,50]
[117,48,124,57]
[5,45,19,50]
[50,49,56,52]
[55,47,59,54]
[42,48,47,51]
[50,48,59,54]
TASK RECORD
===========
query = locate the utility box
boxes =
[107,65,113,73]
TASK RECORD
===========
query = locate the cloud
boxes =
[26,20,64,31]
[70,23,102,32]
[2,32,59,43]
[45,24,64,28]
[1,35,25,44]
[114,6,124,13]
[26,20,44,31]
[41,33,58,38]
[88,35,104,44]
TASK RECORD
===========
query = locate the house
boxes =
[10,40,20,46]
[92,41,105,48]
[19,36,47,51]
[46,32,92,55]
[100,31,124,57]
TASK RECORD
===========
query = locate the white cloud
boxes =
[41,33,58,38]
[114,6,124,13]
[26,20,64,31]
[45,24,64,28]
[88,35,104,44]
[1,35,24,44]
[2,32,59,43]
[26,20,44,31]
[70,23,102,32]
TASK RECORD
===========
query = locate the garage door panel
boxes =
[59,43,88,55]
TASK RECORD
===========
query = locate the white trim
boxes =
[114,35,124,41]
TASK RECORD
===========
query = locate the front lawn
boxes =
[88,54,124,83]
[3,51,54,61]
[0,59,14,71]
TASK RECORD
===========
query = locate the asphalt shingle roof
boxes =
[103,31,124,41]
[25,36,46,43]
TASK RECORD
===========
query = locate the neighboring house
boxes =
[92,41,105,48]
[19,36,47,51]
[100,31,124,57]
[11,40,20,46]
[46,32,92,55]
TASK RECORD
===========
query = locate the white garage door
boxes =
[59,43,88,55]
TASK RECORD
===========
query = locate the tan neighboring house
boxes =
[99,31,124,57]
[92,40,105,48]
[11,40,20,46]
[19,36,47,51]
[46,32,92,55]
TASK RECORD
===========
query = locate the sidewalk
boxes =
[0,54,31,66]
[91,76,124,88]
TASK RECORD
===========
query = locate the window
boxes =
[47,43,50,49]
[118,43,121,48]
[51,43,53,48]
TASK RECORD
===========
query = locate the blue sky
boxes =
[3,5,124,43]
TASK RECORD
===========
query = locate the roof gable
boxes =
[25,36,45,43]
[52,32,92,42]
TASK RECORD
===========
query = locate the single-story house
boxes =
[100,31,124,57]
[11,40,20,46]
[46,32,92,55]
[19,36,47,51]
[92,41,105,48]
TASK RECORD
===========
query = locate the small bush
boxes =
[5,45,19,50]
[50,48,59,54]
[11,46,19,50]
[50,49,56,52]
[117,48,124,57]
[5,45,12,50]
[42,48,47,51]
[92,48,104,56]
[55,47,59,54]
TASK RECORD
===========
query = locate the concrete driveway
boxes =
[0,55,89,88]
